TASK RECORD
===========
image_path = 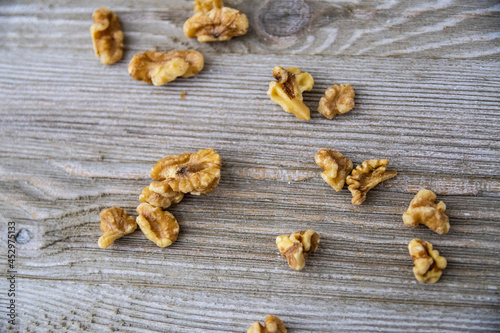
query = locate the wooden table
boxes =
[1,0,499,331]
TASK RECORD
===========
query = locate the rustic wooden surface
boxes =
[1,0,499,332]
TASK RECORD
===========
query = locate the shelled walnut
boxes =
[346,159,397,205]
[90,7,124,65]
[408,239,447,283]
[139,181,184,209]
[128,50,204,86]
[315,148,353,192]
[267,66,314,120]
[403,189,450,234]
[184,0,249,42]
[247,315,287,333]
[136,203,179,247]
[318,84,355,119]
[150,148,221,195]
[276,230,319,270]
[98,207,137,248]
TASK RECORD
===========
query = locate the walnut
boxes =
[150,148,221,195]
[403,189,450,234]
[90,8,124,65]
[315,149,353,192]
[139,181,184,209]
[346,159,397,205]
[318,84,355,119]
[136,203,179,247]
[247,315,287,333]
[98,207,137,248]
[408,239,447,283]
[267,66,314,120]
[183,0,249,42]
[128,50,204,86]
[276,230,319,270]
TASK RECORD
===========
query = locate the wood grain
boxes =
[0,0,499,332]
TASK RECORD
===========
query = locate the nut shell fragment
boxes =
[140,181,184,209]
[247,315,287,333]
[318,84,355,119]
[315,149,353,192]
[276,230,319,270]
[90,7,124,65]
[128,50,204,86]
[98,207,137,248]
[403,189,449,234]
[346,159,397,205]
[136,203,179,247]
[408,238,447,283]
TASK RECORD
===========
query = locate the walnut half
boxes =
[346,159,397,205]
[276,230,319,270]
[128,50,204,86]
[98,207,137,248]
[136,203,179,247]
[267,66,314,120]
[139,181,184,209]
[90,7,124,65]
[247,315,287,333]
[403,189,450,234]
[184,0,249,42]
[315,148,353,192]
[318,84,355,119]
[408,238,447,283]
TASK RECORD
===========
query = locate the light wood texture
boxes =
[0,0,499,332]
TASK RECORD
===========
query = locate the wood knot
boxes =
[256,0,311,37]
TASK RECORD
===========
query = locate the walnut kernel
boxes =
[247,315,287,333]
[98,207,137,248]
[276,230,319,270]
[90,8,124,65]
[150,148,221,195]
[139,181,184,209]
[184,0,249,42]
[128,50,204,86]
[403,189,450,234]
[408,238,447,283]
[267,66,314,120]
[315,149,353,192]
[346,159,397,205]
[136,203,179,247]
[318,84,355,119]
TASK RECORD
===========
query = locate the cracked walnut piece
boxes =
[318,84,355,119]
[128,50,204,86]
[136,203,179,247]
[90,7,124,65]
[408,239,447,283]
[140,181,184,209]
[268,66,314,120]
[315,149,353,192]
[98,207,137,248]
[151,148,221,195]
[247,315,287,333]
[346,159,397,205]
[184,0,249,42]
[276,230,319,271]
[403,189,450,234]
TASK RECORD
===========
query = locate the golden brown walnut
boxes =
[136,203,179,247]
[346,159,397,205]
[184,0,249,42]
[90,7,124,65]
[276,230,319,271]
[98,207,137,248]
[403,189,450,234]
[247,315,287,333]
[315,149,353,192]
[139,181,184,209]
[318,84,355,119]
[128,50,204,86]
[267,66,314,120]
[408,238,447,283]
[150,148,221,195]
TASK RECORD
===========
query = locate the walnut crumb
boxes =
[408,238,447,283]
[247,315,287,333]
[403,189,450,234]
[315,148,353,192]
[90,8,123,65]
[180,91,187,99]
[276,230,319,270]
[98,207,137,248]
[136,203,179,247]
[318,84,355,119]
